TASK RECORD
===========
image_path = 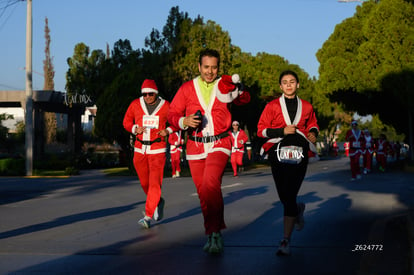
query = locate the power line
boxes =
[0,0,24,31]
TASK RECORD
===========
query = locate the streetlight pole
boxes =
[25,0,33,176]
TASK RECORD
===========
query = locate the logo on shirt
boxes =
[275,144,304,164]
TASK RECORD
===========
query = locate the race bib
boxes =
[276,144,304,164]
[352,141,360,148]
[142,115,159,129]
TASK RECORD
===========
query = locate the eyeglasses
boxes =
[143,93,156,97]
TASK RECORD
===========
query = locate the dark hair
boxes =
[199,48,220,67]
[279,70,299,84]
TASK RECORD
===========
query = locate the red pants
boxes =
[133,152,166,218]
[231,151,244,176]
[188,151,229,235]
[349,153,361,178]
[376,153,387,169]
[363,151,373,171]
[170,151,181,176]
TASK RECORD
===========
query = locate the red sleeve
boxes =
[233,91,251,106]
[123,99,139,133]
[257,102,275,138]
[168,83,189,130]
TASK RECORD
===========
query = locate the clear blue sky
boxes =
[0,0,361,93]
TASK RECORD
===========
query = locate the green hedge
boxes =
[0,158,25,176]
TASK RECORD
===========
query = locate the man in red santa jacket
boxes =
[228,121,249,177]
[123,79,175,229]
[168,130,184,178]
[345,120,365,181]
[168,48,250,254]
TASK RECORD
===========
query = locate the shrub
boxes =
[0,158,25,176]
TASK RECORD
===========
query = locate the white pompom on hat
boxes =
[141,79,158,94]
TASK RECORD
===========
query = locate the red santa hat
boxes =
[141,79,158,94]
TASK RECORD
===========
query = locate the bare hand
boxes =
[135,126,146,135]
[183,113,202,128]
[307,132,317,144]
[284,125,297,135]
[158,129,169,137]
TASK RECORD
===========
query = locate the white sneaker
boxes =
[138,217,151,229]
[153,197,165,221]
[356,174,362,180]
[276,238,290,256]
[175,171,180,178]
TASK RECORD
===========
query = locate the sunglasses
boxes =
[143,92,156,97]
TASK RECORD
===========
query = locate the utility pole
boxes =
[25,0,33,176]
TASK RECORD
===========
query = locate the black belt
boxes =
[136,137,161,145]
[188,132,229,143]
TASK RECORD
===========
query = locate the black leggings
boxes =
[270,159,308,217]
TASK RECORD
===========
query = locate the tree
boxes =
[43,17,57,145]
[0,113,13,152]
[317,0,414,157]
[66,43,106,104]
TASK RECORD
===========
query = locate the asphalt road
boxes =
[0,157,413,275]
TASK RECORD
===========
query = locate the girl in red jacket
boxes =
[257,70,319,256]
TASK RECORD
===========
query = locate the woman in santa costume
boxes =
[123,79,175,229]
[345,120,365,181]
[168,130,184,178]
[228,121,249,177]
[168,48,250,255]
[257,70,319,256]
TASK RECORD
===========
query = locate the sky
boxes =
[0,0,362,94]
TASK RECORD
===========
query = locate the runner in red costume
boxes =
[228,121,249,177]
[345,120,365,181]
[257,70,319,256]
[168,49,250,254]
[362,129,374,174]
[375,134,391,172]
[168,130,184,178]
[123,79,175,229]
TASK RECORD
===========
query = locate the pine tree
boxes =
[43,17,57,145]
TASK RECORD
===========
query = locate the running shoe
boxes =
[153,197,165,221]
[208,232,224,254]
[203,234,212,252]
[138,217,151,229]
[276,238,291,256]
[295,202,305,231]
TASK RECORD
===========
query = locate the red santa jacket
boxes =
[229,129,249,153]
[123,97,174,154]
[345,129,365,156]
[375,138,391,156]
[363,134,374,154]
[168,131,184,154]
[257,96,319,154]
[168,76,250,160]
